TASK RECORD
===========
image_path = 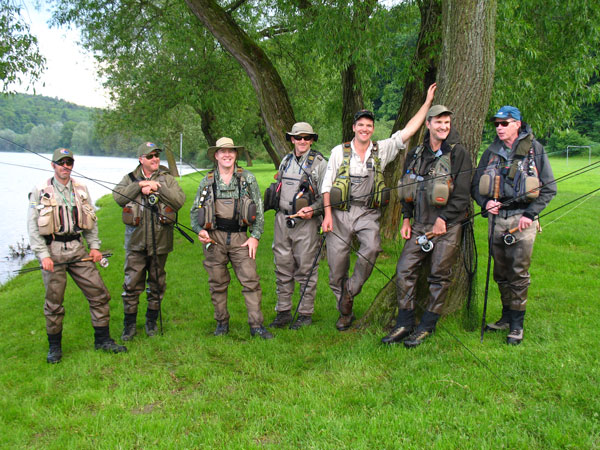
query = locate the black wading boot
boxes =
[485,305,511,332]
[214,320,229,336]
[268,310,292,328]
[250,326,274,340]
[290,315,312,330]
[121,313,137,341]
[94,326,128,353]
[381,309,415,344]
[47,332,62,364]
[404,311,440,348]
[145,308,159,337]
[506,310,525,345]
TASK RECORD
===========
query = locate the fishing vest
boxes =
[398,144,455,207]
[196,167,257,232]
[329,142,389,211]
[121,170,177,227]
[264,149,323,214]
[36,177,96,236]
[478,135,540,202]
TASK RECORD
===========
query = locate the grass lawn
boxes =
[1,156,598,448]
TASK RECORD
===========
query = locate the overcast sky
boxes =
[14,0,110,109]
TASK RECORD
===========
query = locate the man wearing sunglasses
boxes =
[471,106,556,345]
[113,142,186,341]
[268,122,327,330]
[28,148,126,363]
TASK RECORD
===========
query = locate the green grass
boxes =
[1,156,599,448]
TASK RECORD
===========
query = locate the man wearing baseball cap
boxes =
[27,148,126,363]
[471,106,556,345]
[190,137,272,339]
[381,105,472,347]
[267,122,328,329]
[113,142,186,341]
[321,83,437,331]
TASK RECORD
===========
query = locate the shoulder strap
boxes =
[342,142,352,165]
[128,171,138,183]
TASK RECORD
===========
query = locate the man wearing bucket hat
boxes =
[321,83,437,331]
[113,142,186,341]
[266,122,328,330]
[28,148,126,363]
[381,105,472,347]
[191,137,273,339]
[471,106,556,345]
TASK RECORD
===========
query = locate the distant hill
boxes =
[0,93,100,134]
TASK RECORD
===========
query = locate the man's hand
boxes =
[432,217,447,236]
[41,257,54,272]
[242,237,259,259]
[518,216,533,232]
[296,206,314,220]
[321,214,333,233]
[400,218,412,240]
[89,249,103,263]
[139,180,161,195]
[197,230,212,244]
[426,83,437,104]
[486,199,501,215]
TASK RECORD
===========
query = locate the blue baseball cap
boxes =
[491,106,521,121]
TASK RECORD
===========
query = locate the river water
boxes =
[0,152,196,285]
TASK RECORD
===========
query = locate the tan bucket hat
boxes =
[285,122,318,142]
[207,137,245,160]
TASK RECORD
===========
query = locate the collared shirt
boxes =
[321,129,406,193]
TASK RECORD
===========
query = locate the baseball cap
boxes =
[491,106,521,121]
[137,142,162,158]
[52,148,74,162]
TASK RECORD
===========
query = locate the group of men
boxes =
[28,83,555,362]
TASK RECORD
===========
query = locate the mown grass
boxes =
[1,156,598,449]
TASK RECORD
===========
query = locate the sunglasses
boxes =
[494,121,516,128]
[144,153,160,160]
[55,158,74,167]
[293,136,313,141]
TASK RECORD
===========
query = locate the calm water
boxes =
[0,152,196,284]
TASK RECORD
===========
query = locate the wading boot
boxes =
[381,309,415,344]
[335,313,355,332]
[290,315,312,330]
[485,305,511,332]
[47,332,62,364]
[94,326,128,353]
[338,278,354,316]
[403,311,439,348]
[506,310,525,345]
[214,320,229,336]
[268,310,292,328]
[250,326,274,340]
[145,308,159,337]
[121,313,137,341]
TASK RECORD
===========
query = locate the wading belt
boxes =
[44,234,81,245]
[215,217,247,233]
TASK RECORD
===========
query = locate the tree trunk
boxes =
[358,0,496,330]
[185,0,295,163]
[341,63,364,143]
[196,105,218,147]
[163,142,180,177]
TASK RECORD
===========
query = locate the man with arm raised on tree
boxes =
[113,142,186,341]
[191,137,273,339]
[381,105,472,348]
[471,106,556,345]
[321,84,437,331]
[28,148,126,363]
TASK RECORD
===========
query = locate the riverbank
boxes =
[1,158,599,448]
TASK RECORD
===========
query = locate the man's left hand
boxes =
[518,216,533,232]
[295,207,314,220]
[432,217,447,236]
[242,237,259,259]
[89,249,103,263]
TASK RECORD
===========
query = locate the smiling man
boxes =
[321,84,437,331]
[381,105,472,347]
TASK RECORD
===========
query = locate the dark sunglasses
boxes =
[293,135,313,141]
[494,121,516,128]
[55,158,74,167]
[144,153,160,160]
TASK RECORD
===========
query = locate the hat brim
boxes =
[285,133,319,142]
[207,145,245,161]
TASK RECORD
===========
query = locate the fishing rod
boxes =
[14,252,113,274]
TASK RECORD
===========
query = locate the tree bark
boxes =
[185,0,295,163]
[358,0,496,330]
[341,63,364,142]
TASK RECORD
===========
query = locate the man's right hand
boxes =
[198,230,212,244]
[322,214,333,233]
[42,257,54,272]
[400,219,412,240]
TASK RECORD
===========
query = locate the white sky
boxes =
[12,0,110,109]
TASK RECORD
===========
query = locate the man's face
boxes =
[291,134,313,156]
[494,119,521,144]
[214,148,237,170]
[426,114,451,143]
[52,158,74,183]
[352,117,374,145]
[139,151,161,175]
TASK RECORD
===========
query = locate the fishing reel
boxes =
[286,217,297,229]
[147,193,159,206]
[416,234,434,253]
[99,257,110,268]
[502,232,517,246]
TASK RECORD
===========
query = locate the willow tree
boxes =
[359,0,497,328]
